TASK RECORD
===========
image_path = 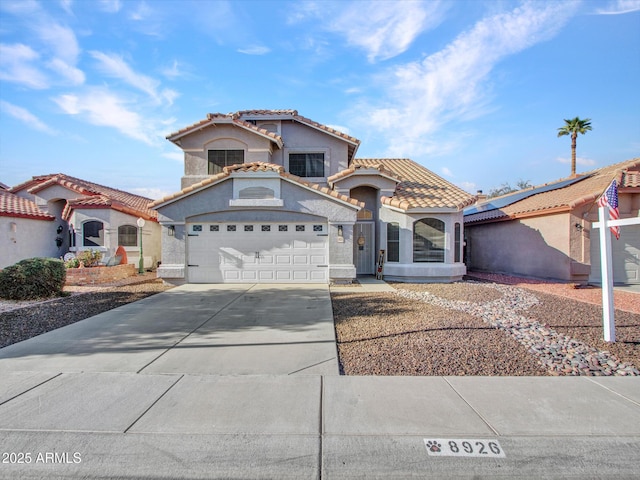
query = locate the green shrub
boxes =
[76,249,103,267]
[0,257,67,300]
[64,257,80,269]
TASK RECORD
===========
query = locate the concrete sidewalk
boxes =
[0,282,639,478]
[0,373,638,479]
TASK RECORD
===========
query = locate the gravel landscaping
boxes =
[2,275,639,377]
[332,281,640,376]
[0,278,172,348]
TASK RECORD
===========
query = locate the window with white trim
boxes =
[413,218,445,263]
[83,220,104,247]
[118,225,137,247]
[387,223,400,262]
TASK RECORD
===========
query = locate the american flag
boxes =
[597,180,620,240]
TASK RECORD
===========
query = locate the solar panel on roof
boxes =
[463,175,589,216]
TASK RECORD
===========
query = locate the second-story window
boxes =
[289,153,324,177]
[208,150,244,174]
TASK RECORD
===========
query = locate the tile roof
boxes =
[0,189,55,220]
[464,158,640,224]
[328,163,403,184]
[150,162,364,209]
[166,113,284,147]
[351,158,476,210]
[166,109,360,159]
[10,174,157,222]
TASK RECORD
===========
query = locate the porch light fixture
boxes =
[10,222,17,233]
[168,225,175,236]
[337,225,343,237]
[136,217,145,274]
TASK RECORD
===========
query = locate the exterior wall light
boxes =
[168,225,175,236]
[10,222,17,233]
[337,225,343,237]
[357,235,366,247]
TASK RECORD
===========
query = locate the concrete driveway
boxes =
[0,283,339,375]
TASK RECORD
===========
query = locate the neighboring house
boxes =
[7,174,160,269]
[464,158,640,285]
[0,188,56,269]
[151,110,474,284]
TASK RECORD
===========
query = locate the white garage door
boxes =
[589,224,640,285]
[187,222,329,283]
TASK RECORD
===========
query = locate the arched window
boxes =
[83,220,104,247]
[413,218,445,263]
[387,223,400,262]
[118,225,138,247]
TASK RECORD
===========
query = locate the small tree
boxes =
[557,117,592,177]
[488,179,532,198]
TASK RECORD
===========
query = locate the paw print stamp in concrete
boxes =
[425,440,441,453]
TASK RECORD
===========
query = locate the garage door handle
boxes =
[317,265,328,267]
[188,234,199,237]
[188,264,199,267]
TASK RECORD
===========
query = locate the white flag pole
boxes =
[598,205,615,342]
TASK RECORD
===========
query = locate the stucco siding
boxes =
[0,216,56,268]
[467,213,573,281]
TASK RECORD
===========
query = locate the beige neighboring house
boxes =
[464,158,640,285]
[151,109,475,285]
[5,174,161,270]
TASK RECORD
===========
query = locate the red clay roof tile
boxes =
[10,174,157,222]
[0,190,55,220]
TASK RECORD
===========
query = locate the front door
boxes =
[354,222,375,275]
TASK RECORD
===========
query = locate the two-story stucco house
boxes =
[151,110,475,284]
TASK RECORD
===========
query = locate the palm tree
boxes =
[557,117,592,177]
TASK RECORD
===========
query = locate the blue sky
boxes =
[1,0,638,199]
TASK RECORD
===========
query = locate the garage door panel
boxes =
[293,271,309,280]
[293,255,309,265]
[276,256,291,264]
[188,222,328,283]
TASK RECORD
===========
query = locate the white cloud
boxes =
[293,0,445,62]
[595,0,640,14]
[53,88,158,144]
[60,0,73,15]
[0,100,57,134]
[129,187,170,200]
[330,1,443,62]
[441,167,453,177]
[129,1,152,21]
[325,124,351,136]
[237,45,271,55]
[98,0,121,13]
[349,1,580,158]
[555,156,597,167]
[90,51,178,105]
[456,181,477,194]
[47,57,85,85]
[0,43,49,89]
[0,2,85,88]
